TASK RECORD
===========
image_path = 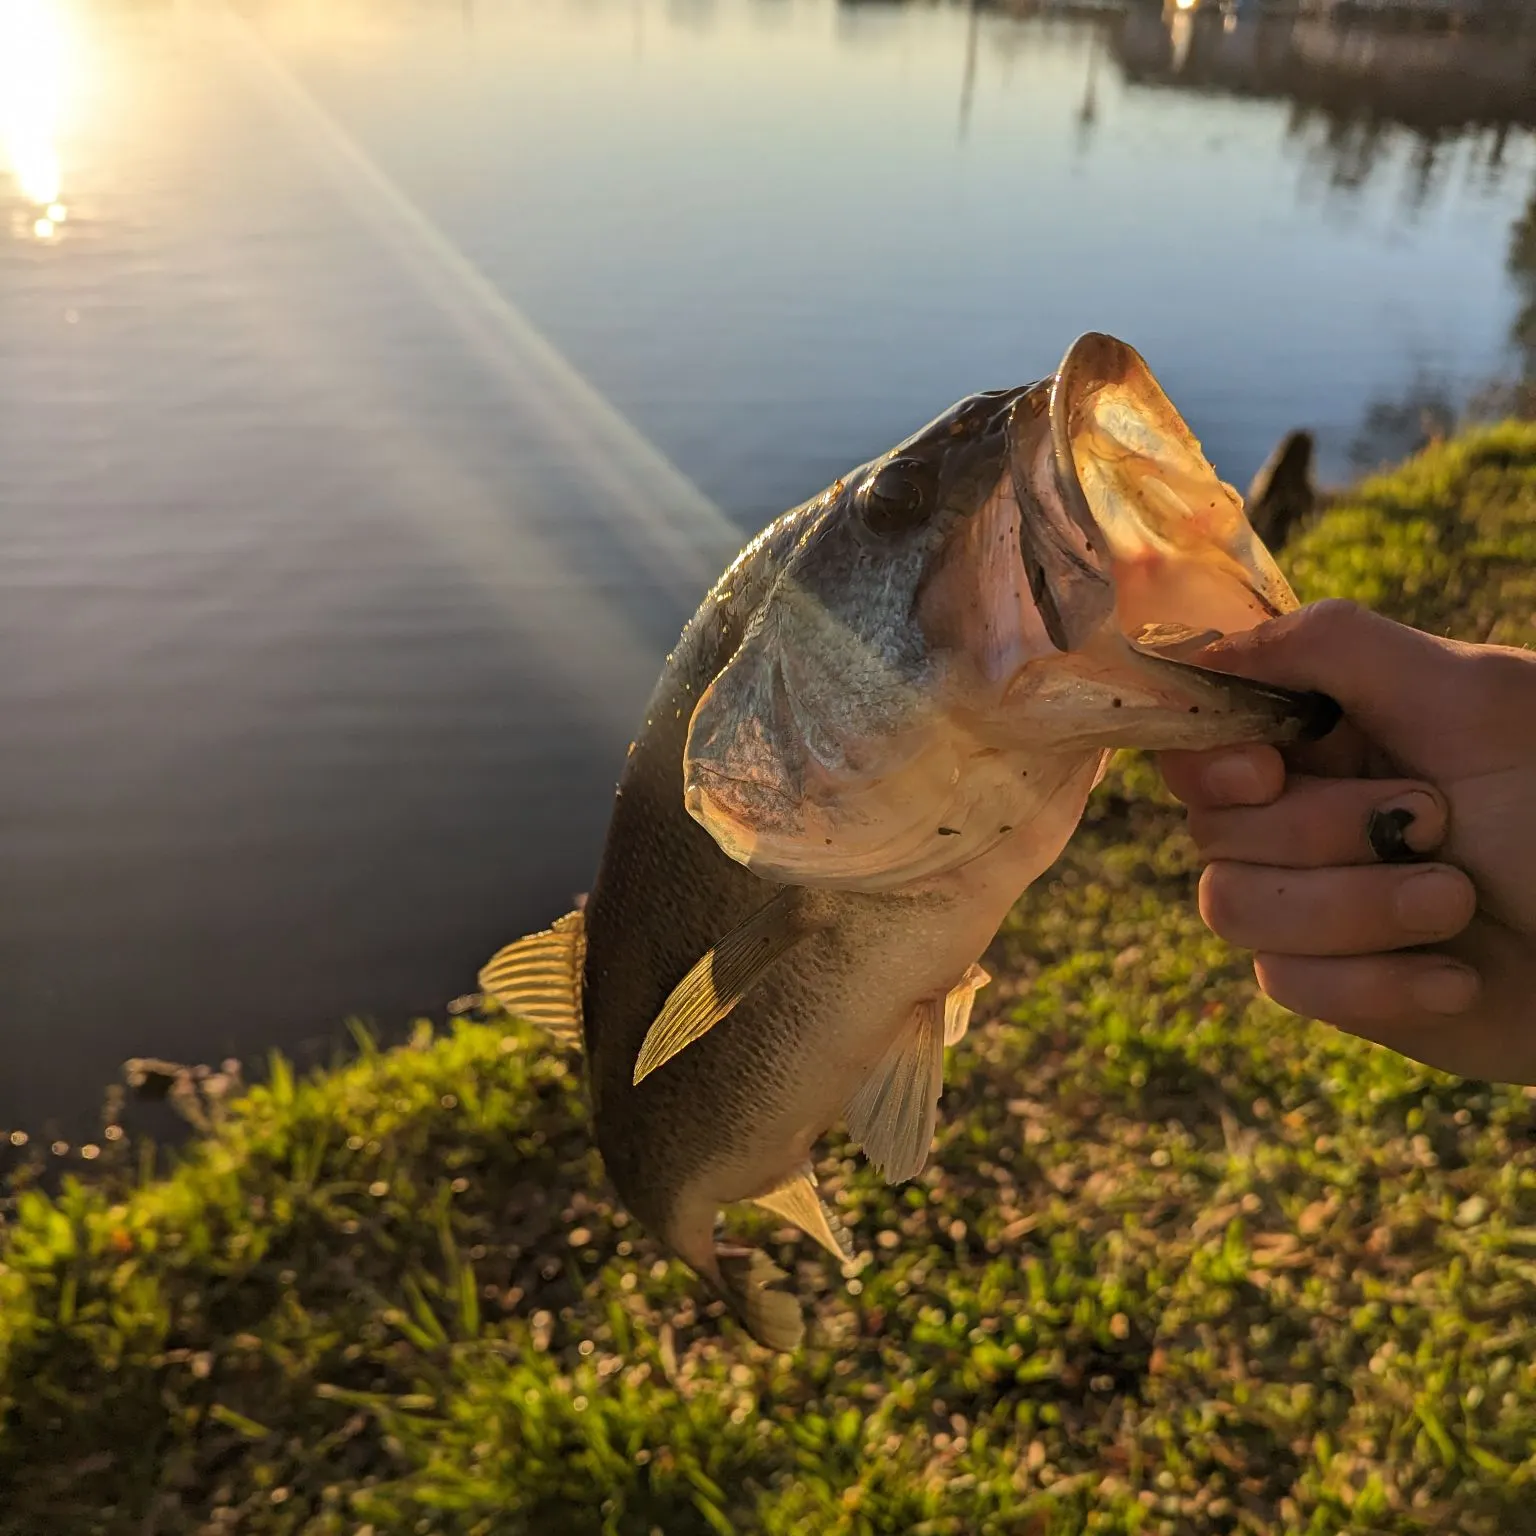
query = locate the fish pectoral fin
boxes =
[943,962,992,1048]
[477,909,586,1046]
[749,1167,851,1263]
[715,1246,805,1352]
[632,889,811,1085]
[845,998,945,1186]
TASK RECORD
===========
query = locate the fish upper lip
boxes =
[1045,338,1118,558]
[1001,387,1112,659]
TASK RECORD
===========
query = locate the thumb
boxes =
[1193,600,1465,780]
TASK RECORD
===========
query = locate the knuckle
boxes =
[1256,952,1376,1025]
[1197,862,1248,940]
[1183,805,1222,853]
[1471,647,1536,735]
[1290,597,1368,647]
[1252,952,1307,1013]
[1190,795,1331,868]
[1303,778,1395,864]
[1154,750,1204,806]
[1270,790,1337,865]
[1292,814,1339,868]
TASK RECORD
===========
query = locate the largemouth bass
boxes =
[480,333,1337,1350]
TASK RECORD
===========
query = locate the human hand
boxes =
[1158,600,1536,1083]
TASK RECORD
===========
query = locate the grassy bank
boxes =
[2,425,1535,1536]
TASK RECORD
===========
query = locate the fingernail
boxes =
[1392,868,1472,935]
[1367,791,1441,862]
[1411,963,1480,1016]
[1202,755,1265,805]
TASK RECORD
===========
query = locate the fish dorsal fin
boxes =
[749,1166,851,1263]
[845,998,945,1185]
[478,910,586,1046]
[943,962,991,1048]
[633,889,810,1085]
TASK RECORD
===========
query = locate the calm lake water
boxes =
[2,0,1534,1136]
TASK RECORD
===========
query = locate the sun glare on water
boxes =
[0,0,72,236]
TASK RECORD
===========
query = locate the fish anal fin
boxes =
[633,889,811,1085]
[749,1167,851,1262]
[715,1247,805,1352]
[845,998,945,1186]
[477,910,585,1046]
[943,962,992,1048]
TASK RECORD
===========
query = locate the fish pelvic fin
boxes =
[715,1247,805,1352]
[749,1166,851,1263]
[477,910,586,1047]
[632,888,812,1085]
[845,996,945,1185]
[943,962,992,1048]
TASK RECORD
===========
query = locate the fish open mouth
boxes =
[1046,331,1299,646]
[981,331,1336,752]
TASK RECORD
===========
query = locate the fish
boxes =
[478,332,1338,1351]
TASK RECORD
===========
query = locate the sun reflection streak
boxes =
[0,0,70,228]
[215,5,740,620]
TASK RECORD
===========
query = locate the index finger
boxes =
[1159,744,1286,810]
[1178,604,1424,778]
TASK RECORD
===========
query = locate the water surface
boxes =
[2,0,1534,1135]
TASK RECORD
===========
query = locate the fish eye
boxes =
[857,457,936,537]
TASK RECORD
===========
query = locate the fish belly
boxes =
[682,902,985,1208]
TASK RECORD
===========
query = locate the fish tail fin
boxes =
[477,909,586,1047]
[714,1246,805,1353]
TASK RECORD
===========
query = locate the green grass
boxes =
[3,424,1536,1536]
